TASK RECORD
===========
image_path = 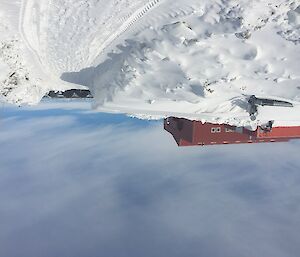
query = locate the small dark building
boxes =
[164,117,300,146]
[44,89,93,99]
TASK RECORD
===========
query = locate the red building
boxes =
[164,117,300,147]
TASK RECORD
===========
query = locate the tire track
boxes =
[89,1,199,66]
[20,0,197,75]
[88,0,163,65]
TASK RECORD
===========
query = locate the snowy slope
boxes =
[0,1,43,105]
[1,0,300,128]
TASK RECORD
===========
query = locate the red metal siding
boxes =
[257,126,300,139]
[164,117,300,147]
[164,118,194,146]
[193,123,254,145]
[179,138,195,146]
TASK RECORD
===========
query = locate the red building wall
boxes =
[257,126,300,139]
[193,123,254,145]
[164,117,300,147]
[164,117,194,144]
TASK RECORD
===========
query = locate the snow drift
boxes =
[0,0,300,127]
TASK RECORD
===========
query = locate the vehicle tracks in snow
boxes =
[20,0,163,75]
[20,0,202,76]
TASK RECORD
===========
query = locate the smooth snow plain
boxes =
[0,0,300,128]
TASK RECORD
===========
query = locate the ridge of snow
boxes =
[1,0,300,128]
[61,0,300,127]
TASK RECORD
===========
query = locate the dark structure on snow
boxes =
[44,89,93,99]
[248,95,293,120]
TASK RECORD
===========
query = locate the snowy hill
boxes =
[0,0,300,128]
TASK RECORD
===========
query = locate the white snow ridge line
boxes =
[19,0,42,67]
[19,0,50,80]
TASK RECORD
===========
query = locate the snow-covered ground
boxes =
[0,0,300,128]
